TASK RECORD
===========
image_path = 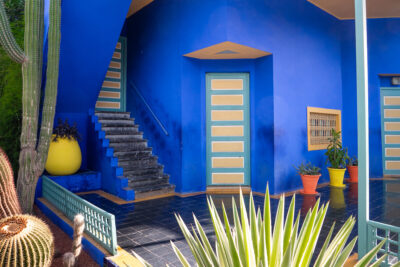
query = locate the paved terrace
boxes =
[81,180,399,266]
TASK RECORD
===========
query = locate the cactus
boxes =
[0,214,54,266]
[0,147,21,218]
[0,0,61,213]
[62,214,85,267]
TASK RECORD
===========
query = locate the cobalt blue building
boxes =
[52,0,400,200]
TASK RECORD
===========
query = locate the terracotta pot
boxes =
[347,165,358,183]
[300,174,321,195]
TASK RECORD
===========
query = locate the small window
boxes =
[307,107,341,151]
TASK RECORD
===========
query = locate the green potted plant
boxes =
[45,119,82,176]
[325,129,349,188]
[347,156,358,183]
[295,162,321,195]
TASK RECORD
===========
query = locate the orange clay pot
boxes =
[347,165,358,183]
[300,174,321,195]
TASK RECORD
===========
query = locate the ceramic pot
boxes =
[347,165,358,183]
[300,174,321,195]
[45,135,81,175]
[328,167,346,188]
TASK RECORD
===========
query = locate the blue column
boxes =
[355,0,369,257]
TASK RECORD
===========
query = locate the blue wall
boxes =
[53,0,131,169]
[125,0,344,194]
[341,18,400,178]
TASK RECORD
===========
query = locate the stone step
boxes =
[99,119,135,127]
[102,126,139,135]
[118,156,158,168]
[127,175,169,188]
[109,140,148,151]
[123,165,164,177]
[106,134,143,142]
[134,184,176,200]
[124,173,167,182]
[114,149,152,159]
[95,111,131,120]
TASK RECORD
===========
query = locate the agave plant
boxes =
[167,188,390,267]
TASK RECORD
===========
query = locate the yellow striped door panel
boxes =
[96,102,120,109]
[212,173,244,184]
[109,61,121,69]
[384,109,400,118]
[212,157,244,168]
[211,79,243,90]
[384,96,400,106]
[385,135,400,144]
[212,141,244,152]
[385,122,400,131]
[211,95,243,106]
[211,110,243,121]
[386,148,400,157]
[211,126,244,137]
[98,91,120,99]
[386,161,400,170]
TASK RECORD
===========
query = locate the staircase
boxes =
[95,111,175,200]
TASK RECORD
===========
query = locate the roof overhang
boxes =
[308,0,400,20]
[184,41,270,60]
[127,0,154,18]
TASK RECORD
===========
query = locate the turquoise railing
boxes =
[41,176,117,255]
[367,220,400,266]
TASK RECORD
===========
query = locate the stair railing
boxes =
[129,82,169,136]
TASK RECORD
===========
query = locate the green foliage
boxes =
[347,156,358,167]
[295,162,321,175]
[325,129,349,169]
[168,188,389,267]
[0,0,23,175]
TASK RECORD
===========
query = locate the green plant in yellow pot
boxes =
[45,119,81,176]
[325,129,349,188]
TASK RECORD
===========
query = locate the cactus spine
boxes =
[0,0,61,213]
[0,214,54,267]
[0,147,22,218]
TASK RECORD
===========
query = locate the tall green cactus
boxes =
[0,0,61,213]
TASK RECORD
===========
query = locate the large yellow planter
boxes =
[45,135,81,176]
[328,167,346,188]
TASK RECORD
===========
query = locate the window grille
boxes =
[307,107,341,151]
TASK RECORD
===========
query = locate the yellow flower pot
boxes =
[45,135,82,176]
[328,167,346,188]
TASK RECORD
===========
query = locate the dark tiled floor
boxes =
[81,180,400,266]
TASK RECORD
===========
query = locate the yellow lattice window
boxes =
[307,107,341,151]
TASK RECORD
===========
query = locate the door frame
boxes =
[206,72,251,186]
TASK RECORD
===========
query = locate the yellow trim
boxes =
[206,186,251,194]
[307,107,341,151]
[212,173,244,184]
[386,161,400,170]
[102,81,120,89]
[112,52,121,59]
[212,157,244,168]
[384,122,400,131]
[105,71,121,79]
[386,148,400,157]
[95,102,120,109]
[109,61,121,69]
[211,79,243,90]
[115,42,121,49]
[211,95,243,106]
[211,125,244,137]
[211,110,243,121]
[99,91,120,99]
[212,141,244,152]
[385,135,400,144]
[384,109,400,118]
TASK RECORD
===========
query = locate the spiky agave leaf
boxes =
[172,187,388,267]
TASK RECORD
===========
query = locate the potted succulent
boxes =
[347,156,358,183]
[45,119,82,175]
[325,129,349,188]
[295,162,321,195]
